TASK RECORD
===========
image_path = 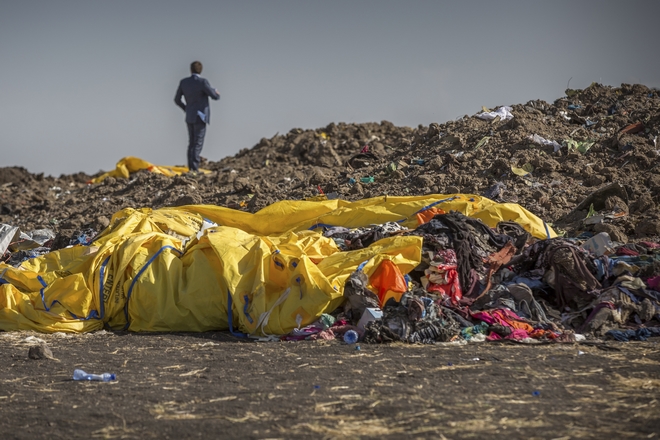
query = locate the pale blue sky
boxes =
[1,0,658,175]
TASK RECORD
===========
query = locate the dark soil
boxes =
[1,332,659,439]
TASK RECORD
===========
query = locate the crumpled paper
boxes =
[529,134,562,152]
[477,106,514,121]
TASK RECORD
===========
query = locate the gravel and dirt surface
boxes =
[1,83,660,439]
[1,332,659,439]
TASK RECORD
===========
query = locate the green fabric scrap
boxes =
[511,163,534,176]
[586,203,597,218]
[461,322,490,340]
[474,136,490,149]
[319,313,336,329]
[565,139,595,154]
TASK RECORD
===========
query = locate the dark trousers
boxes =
[186,121,207,172]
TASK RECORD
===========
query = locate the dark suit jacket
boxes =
[174,74,220,124]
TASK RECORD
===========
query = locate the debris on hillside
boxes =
[1,83,658,248]
[0,83,659,341]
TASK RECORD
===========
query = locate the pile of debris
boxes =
[280,211,660,345]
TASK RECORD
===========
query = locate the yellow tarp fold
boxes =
[0,194,555,334]
[89,157,210,184]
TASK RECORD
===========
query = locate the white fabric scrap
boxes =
[20,228,55,246]
[0,224,19,255]
[529,134,562,152]
[477,106,514,121]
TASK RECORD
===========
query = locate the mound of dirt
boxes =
[1,83,659,246]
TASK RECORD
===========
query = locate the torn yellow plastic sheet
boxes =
[89,157,210,184]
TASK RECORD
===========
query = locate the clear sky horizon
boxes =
[1,0,659,176]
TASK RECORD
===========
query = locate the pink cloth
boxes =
[472,308,525,326]
[647,276,660,292]
[310,324,362,341]
[309,329,336,340]
[486,329,531,341]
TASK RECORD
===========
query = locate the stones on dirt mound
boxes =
[593,223,628,243]
[246,192,263,212]
[635,219,660,237]
[415,175,435,188]
[482,181,507,201]
[630,194,655,214]
[95,216,110,230]
[427,156,444,171]
[216,168,237,185]
[584,174,607,187]
[647,175,660,193]
[572,183,629,214]
[308,170,329,186]
[350,182,364,195]
[233,177,253,193]
[604,196,629,214]
[174,193,203,206]
[28,343,57,361]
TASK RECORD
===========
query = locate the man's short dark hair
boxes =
[190,61,203,74]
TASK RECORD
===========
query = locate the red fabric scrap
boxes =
[616,247,639,256]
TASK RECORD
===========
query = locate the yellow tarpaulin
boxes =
[0,195,555,334]
[89,156,210,184]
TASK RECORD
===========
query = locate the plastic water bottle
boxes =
[73,369,116,382]
[343,330,359,344]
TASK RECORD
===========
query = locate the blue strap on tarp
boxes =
[414,196,459,214]
[243,294,254,324]
[122,245,182,330]
[308,223,338,231]
[227,290,248,338]
[36,275,99,320]
[98,255,111,320]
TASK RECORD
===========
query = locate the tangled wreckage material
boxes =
[1,194,658,344]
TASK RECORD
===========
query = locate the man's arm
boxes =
[174,83,186,110]
[203,79,220,100]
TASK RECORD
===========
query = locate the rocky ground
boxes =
[1,83,659,249]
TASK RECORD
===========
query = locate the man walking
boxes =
[174,61,220,173]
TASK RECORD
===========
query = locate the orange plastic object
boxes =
[370,260,408,306]
[620,122,644,135]
[416,207,446,225]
